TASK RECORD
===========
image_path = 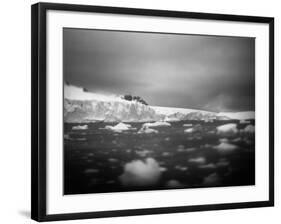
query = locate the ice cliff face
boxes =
[155,108,229,122]
[64,98,162,123]
[64,84,254,123]
[64,84,163,123]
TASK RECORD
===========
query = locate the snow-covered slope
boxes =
[217,111,255,120]
[152,106,209,116]
[64,84,255,123]
[152,106,230,121]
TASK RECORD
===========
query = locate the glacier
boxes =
[64,84,255,123]
[64,84,162,123]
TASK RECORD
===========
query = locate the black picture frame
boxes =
[31,2,274,222]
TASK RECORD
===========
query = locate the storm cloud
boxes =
[63,28,255,112]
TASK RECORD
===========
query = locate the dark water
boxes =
[64,120,255,195]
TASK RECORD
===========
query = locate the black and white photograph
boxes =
[63,28,255,195]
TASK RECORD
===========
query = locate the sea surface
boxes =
[64,120,255,194]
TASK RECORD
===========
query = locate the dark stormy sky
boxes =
[63,28,255,112]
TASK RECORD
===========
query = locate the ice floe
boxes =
[175,165,188,171]
[162,152,171,157]
[105,122,132,132]
[216,123,238,136]
[214,142,238,152]
[219,138,229,143]
[183,123,193,127]
[184,124,202,134]
[188,157,206,164]
[199,163,216,169]
[243,124,255,134]
[72,124,88,130]
[119,158,163,186]
[136,150,151,157]
[203,172,221,186]
[184,128,194,133]
[137,126,159,134]
[108,158,118,163]
[159,167,168,172]
[216,158,230,167]
[177,145,196,153]
[240,120,251,124]
[64,134,72,140]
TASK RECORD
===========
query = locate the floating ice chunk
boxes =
[177,145,196,153]
[185,147,196,152]
[166,180,185,188]
[214,142,238,152]
[164,137,171,141]
[64,134,72,140]
[200,144,213,149]
[142,121,171,128]
[216,123,238,136]
[138,126,159,134]
[183,124,193,127]
[184,124,202,134]
[244,124,255,134]
[232,137,242,143]
[184,128,194,133]
[159,167,168,172]
[188,157,206,164]
[136,150,151,157]
[216,158,230,167]
[177,145,186,152]
[177,145,185,150]
[72,124,88,130]
[204,118,214,123]
[203,172,221,186]
[108,158,118,163]
[219,138,229,143]
[105,122,132,132]
[175,165,188,171]
[199,163,216,169]
[240,120,251,124]
[243,137,254,146]
[119,158,162,186]
[162,152,171,157]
